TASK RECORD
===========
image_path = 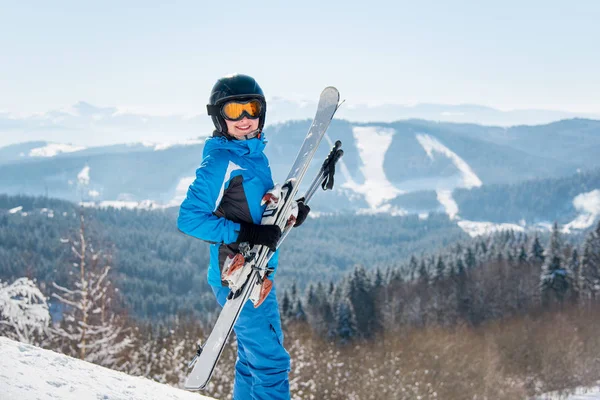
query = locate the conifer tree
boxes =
[465,247,477,270]
[529,235,545,264]
[540,222,569,305]
[518,245,528,264]
[0,277,50,344]
[408,255,419,281]
[51,212,132,369]
[294,299,307,322]
[347,265,379,339]
[418,259,429,286]
[580,225,600,304]
[568,247,581,302]
[281,289,292,324]
[335,298,357,344]
[433,256,446,284]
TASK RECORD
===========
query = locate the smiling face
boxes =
[224,117,260,139]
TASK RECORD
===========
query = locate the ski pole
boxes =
[269,140,344,252]
[304,140,343,203]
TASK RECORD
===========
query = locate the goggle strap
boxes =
[207,104,220,116]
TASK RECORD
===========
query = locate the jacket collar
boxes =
[204,131,267,156]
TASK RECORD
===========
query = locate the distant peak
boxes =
[71,101,117,116]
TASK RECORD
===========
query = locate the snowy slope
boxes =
[537,386,600,399]
[341,126,403,210]
[29,143,86,157]
[563,189,600,233]
[0,337,214,400]
[415,133,482,219]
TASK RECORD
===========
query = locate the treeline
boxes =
[394,167,600,224]
[4,195,600,397]
[4,215,600,398]
[453,167,600,223]
[0,194,467,321]
[287,221,600,342]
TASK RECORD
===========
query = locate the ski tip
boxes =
[321,86,339,96]
[319,87,341,111]
[183,385,204,392]
[184,379,208,391]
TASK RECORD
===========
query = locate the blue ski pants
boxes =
[212,284,291,400]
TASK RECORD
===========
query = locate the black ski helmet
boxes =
[207,74,267,138]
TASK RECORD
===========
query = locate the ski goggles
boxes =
[220,99,263,121]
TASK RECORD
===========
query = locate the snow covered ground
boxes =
[341,126,403,210]
[563,189,600,233]
[457,220,526,237]
[0,337,214,400]
[415,133,482,190]
[141,138,205,151]
[28,143,86,157]
[537,386,600,399]
[415,132,482,221]
[79,199,167,210]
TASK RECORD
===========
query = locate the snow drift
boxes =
[0,337,214,400]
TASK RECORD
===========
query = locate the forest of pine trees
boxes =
[3,197,600,398]
[284,220,600,342]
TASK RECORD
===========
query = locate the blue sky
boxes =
[1,0,599,115]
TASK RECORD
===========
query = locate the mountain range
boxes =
[1,117,600,237]
[2,100,600,148]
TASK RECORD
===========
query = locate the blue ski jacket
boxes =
[177,134,280,287]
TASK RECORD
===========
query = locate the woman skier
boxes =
[177,73,308,400]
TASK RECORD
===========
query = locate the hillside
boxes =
[0,194,467,321]
[0,337,213,400]
[1,118,599,217]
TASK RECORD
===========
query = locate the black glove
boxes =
[294,197,310,227]
[237,222,282,252]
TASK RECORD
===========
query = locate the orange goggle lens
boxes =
[221,100,262,120]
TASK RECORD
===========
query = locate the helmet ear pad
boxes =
[211,114,226,134]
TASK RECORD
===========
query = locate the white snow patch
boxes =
[341,127,403,209]
[563,190,600,233]
[29,143,86,157]
[419,213,429,220]
[458,220,525,238]
[166,176,195,207]
[308,211,323,219]
[437,190,459,220]
[415,133,482,189]
[415,133,482,219]
[77,166,90,186]
[356,204,407,216]
[0,337,214,400]
[535,222,554,232]
[80,200,163,210]
[537,385,600,399]
[153,139,204,151]
[0,278,50,344]
[8,206,23,214]
[140,139,205,151]
[88,189,100,198]
[40,208,54,218]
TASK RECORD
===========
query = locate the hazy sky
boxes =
[1,0,599,115]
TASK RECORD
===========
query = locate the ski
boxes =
[184,87,340,391]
